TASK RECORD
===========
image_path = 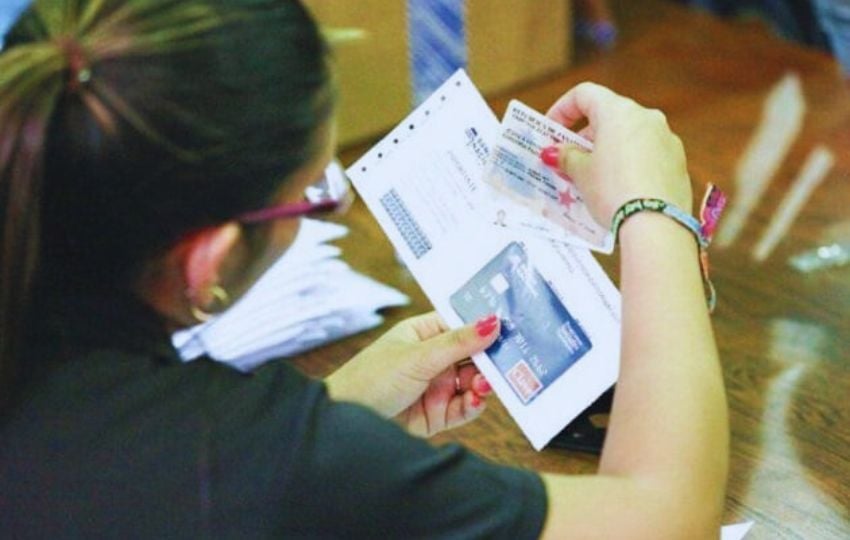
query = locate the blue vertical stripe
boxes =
[407,0,468,105]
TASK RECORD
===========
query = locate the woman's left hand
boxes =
[324,312,500,437]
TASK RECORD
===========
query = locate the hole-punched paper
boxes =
[348,70,621,450]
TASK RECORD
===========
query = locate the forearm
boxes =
[600,212,728,517]
[540,213,728,539]
[539,82,728,538]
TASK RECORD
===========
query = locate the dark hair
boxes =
[0,0,333,408]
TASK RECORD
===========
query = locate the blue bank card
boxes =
[450,242,592,404]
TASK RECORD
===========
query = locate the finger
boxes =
[546,81,617,128]
[455,362,479,393]
[541,143,593,184]
[434,365,461,398]
[444,390,487,432]
[470,373,492,396]
[402,400,430,437]
[559,145,593,183]
[402,311,450,341]
[405,378,489,437]
[417,314,500,379]
[454,364,492,397]
[419,371,456,434]
[577,125,595,141]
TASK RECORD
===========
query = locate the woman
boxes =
[0,1,728,538]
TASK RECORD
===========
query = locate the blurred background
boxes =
[302,0,849,148]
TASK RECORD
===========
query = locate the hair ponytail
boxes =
[0,0,231,410]
[0,27,67,409]
[1,0,332,413]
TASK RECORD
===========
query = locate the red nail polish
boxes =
[476,377,492,394]
[475,315,499,337]
[476,322,497,337]
[540,145,560,167]
[476,314,497,325]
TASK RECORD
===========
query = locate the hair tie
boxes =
[56,37,91,92]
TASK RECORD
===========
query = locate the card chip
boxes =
[489,273,510,294]
[380,189,432,259]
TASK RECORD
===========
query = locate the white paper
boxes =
[721,521,754,540]
[348,70,621,450]
[173,218,409,371]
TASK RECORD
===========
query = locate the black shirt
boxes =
[1,293,547,538]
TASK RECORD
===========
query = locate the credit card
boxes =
[450,242,592,404]
[483,100,614,253]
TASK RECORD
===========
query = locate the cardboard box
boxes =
[303,1,572,146]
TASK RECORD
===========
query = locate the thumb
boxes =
[417,315,500,378]
[560,145,593,184]
[541,143,592,183]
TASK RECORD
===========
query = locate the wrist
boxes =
[612,185,727,312]
[612,198,704,247]
[618,211,698,253]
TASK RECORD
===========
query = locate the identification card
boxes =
[483,100,614,253]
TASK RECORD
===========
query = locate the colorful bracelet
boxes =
[610,184,728,312]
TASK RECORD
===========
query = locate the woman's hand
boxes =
[536,84,727,540]
[543,82,693,227]
[324,312,500,437]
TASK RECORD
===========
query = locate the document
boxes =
[348,70,621,450]
[482,100,614,253]
[172,216,409,372]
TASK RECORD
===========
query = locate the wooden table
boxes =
[295,3,850,538]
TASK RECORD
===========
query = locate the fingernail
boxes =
[475,377,492,395]
[476,321,498,337]
[540,145,560,167]
[475,315,499,337]
[475,314,497,326]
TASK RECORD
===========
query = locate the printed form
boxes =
[348,70,621,450]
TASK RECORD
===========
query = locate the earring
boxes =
[189,285,230,323]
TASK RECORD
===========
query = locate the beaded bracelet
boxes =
[610,184,728,312]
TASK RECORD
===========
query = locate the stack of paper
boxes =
[172,218,409,372]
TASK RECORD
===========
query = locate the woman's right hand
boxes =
[544,82,693,228]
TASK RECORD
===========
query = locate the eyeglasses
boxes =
[237,161,355,225]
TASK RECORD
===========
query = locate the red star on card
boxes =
[558,187,577,210]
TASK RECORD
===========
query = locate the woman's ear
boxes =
[181,222,241,309]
